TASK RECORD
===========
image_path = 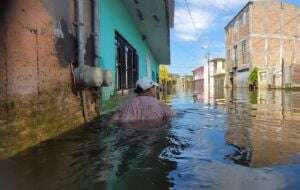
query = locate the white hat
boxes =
[136,77,159,91]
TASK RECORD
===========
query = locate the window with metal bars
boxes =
[233,45,238,67]
[241,40,248,55]
[115,32,139,91]
[240,40,248,65]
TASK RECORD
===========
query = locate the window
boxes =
[239,15,243,25]
[241,40,248,55]
[240,40,248,65]
[260,72,266,81]
[152,71,155,81]
[214,62,218,73]
[240,10,248,25]
[146,53,151,78]
[227,49,231,63]
[233,45,238,67]
[115,32,138,91]
[242,12,247,24]
[234,20,238,33]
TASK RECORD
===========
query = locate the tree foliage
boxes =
[248,67,258,84]
[159,65,170,84]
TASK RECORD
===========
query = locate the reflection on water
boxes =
[0,121,176,190]
[225,89,300,167]
[1,87,300,189]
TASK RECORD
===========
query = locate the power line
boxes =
[182,0,213,51]
[183,0,198,33]
[174,0,224,72]
[172,43,203,57]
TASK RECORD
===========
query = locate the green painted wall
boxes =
[98,0,159,101]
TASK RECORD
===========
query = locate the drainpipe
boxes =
[76,0,88,122]
[93,0,99,67]
[93,0,101,114]
[76,0,85,67]
[207,52,210,105]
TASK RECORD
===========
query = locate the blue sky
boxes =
[170,0,300,75]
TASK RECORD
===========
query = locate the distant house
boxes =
[211,58,226,90]
[193,58,226,99]
[192,66,205,92]
[225,1,300,89]
[99,0,174,100]
[210,58,226,99]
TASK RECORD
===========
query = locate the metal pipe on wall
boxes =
[93,0,100,67]
[76,0,85,67]
[76,0,88,121]
[93,0,102,114]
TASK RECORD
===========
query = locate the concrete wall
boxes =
[0,0,76,97]
[99,0,159,101]
[0,0,98,159]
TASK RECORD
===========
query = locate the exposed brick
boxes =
[225,1,300,88]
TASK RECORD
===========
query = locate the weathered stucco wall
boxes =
[0,0,97,159]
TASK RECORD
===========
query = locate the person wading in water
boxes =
[111,77,175,123]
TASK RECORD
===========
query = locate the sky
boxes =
[170,0,300,75]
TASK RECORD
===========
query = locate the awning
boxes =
[121,0,174,65]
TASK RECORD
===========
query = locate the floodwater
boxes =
[1,88,300,190]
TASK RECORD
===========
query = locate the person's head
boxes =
[134,77,159,97]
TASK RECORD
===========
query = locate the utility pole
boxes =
[206,52,210,104]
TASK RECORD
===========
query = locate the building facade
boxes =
[193,58,226,102]
[0,0,174,158]
[192,66,204,92]
[99,0,174,101]
[211,58,226,98]
[0,0,93,158]
[225,1,300,89]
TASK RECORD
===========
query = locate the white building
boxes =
[202,58,226,102]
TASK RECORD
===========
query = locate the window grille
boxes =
[115,32,139,91]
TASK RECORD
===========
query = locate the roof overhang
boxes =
[121,0,174,65]
[209,58,226,62]
[213,73,226,77]
[192,66,204,73]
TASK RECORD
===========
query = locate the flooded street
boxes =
[1,88,300,190]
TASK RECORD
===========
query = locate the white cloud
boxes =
[173,0,250,42]
[174,7,214,42]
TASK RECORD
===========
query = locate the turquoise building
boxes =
[98,0,174,101]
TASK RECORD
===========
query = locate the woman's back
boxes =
[111,96,175,122]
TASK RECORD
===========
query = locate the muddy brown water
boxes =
[1,88,300,190]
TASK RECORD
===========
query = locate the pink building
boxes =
[192,66,205,92]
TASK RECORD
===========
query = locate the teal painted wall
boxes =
[99,0,159,101]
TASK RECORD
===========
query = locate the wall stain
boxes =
[41,0,77,67]
[84,34,95,66]
[55,20,77,67]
